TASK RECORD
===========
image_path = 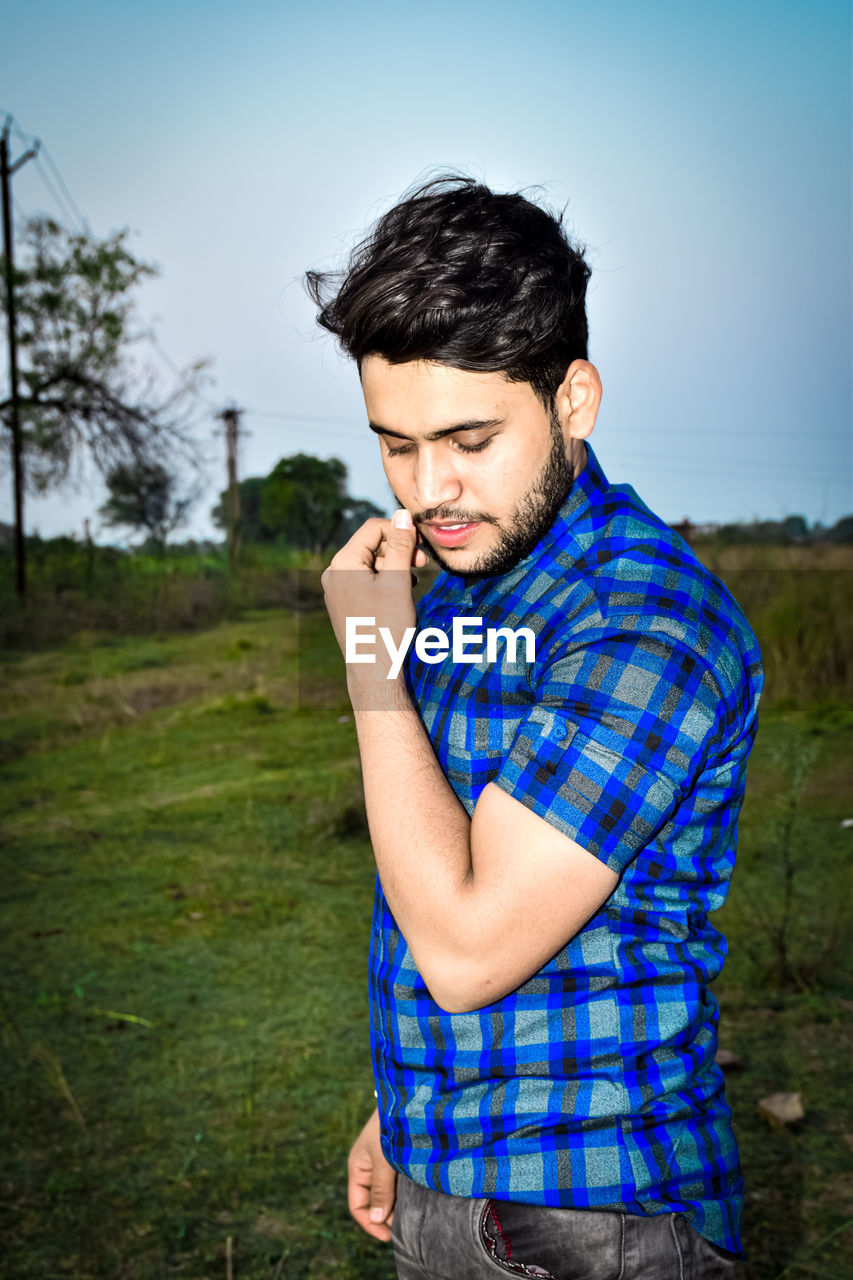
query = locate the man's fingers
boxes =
[346,1110,398,1243]
[325,513,425,577]
[373,538,427,577]
[368,1167,398,1221]
[344,517,390,556]
[352,1205,393,1243]
[328,517,392,571]
[348,1161,396,1242]
[375,509,417,573]
[367,1166,397,1240]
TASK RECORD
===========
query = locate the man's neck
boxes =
[572,439,588,480]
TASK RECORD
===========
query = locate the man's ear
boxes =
[553,360,602,441]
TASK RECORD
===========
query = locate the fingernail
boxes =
[393,509,413,530]
[370,1207,385,1222]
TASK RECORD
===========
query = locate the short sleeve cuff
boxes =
[493,704,679,876]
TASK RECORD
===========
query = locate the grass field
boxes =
[1,593,852,1278]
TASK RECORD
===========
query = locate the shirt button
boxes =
[381,1134,390,1150]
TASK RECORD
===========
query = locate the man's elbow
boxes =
[427,982,495,1015]
[421,957,510,1015]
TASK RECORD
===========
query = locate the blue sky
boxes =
[1,0,851,541]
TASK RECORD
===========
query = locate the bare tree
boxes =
[0,216,210,591]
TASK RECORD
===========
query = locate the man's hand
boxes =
[347,1107,398,1243]
[321,510,428,687]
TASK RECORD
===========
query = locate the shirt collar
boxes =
[429,440,610,608]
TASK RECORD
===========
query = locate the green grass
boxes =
[1,607,852,1277]
[1,612,393,1278]
[713,706,853,1278]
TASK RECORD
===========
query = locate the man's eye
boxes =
[385,436,494,458]
[454,437,493,454]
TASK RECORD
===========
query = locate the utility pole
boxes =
[1,117,39,600]
[218,407,243,571]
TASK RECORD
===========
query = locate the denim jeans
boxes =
[390,1172,739,1280]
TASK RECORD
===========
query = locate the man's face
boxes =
[361,355,583,578]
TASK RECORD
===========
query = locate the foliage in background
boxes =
[261,453,348,551]
[673,513,853,547]
[711,513,853,546]
[211,455,385,552]
[211,476,270,544]
[98,459,200,553]
[0,216,207,494]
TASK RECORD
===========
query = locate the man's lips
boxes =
[422,520,482,548]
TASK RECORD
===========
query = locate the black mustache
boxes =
[417,513,496,525]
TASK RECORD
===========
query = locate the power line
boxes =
[245,408,365,426]
[32,153,85,233]
[36,140,89,232]
[605,445,849,478]
[146,332,221,413]
[2,112,87,233]
[604,440,851,473]
[2,110,848,486]
[243,409,366,435]
[1,110,220,440]
[246,406,850,443]
[606,424,851,441]
[6,116,33,147]
[601,448,851,485]
[241,410,849,481]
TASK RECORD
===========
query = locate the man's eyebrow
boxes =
[368,417,505,442]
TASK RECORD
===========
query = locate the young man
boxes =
[307,176,764,1279]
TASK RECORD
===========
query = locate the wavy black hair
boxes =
[304,174,592,410]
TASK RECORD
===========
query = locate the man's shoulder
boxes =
[539,483,763,700]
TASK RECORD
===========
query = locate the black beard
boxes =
[426,415,577,581]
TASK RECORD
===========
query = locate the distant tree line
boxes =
[210,452,385,552]
[671,513,853,546]
[0,449,384,559]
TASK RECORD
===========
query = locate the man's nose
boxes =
[413,447,463,511]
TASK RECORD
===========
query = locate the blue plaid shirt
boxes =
[368,440,764,1256]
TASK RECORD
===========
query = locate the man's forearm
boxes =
[351,677,477,998]
[320,511,483,1004]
